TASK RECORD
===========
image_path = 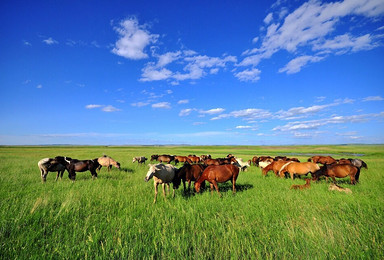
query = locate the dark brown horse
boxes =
[194,164,239,196]
[157,155,175,164]
[308,155,337,165]
[57,157,100,181]
[312,164,360,184]
[177,163,206,192]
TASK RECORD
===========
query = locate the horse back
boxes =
[205,164,239,182]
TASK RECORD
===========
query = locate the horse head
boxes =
[144,164,156,182]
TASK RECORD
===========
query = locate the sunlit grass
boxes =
[0,145,383,258]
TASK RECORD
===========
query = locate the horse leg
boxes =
[231,179,236,194]
[55,171,60,181]
[290,172,294,180]
[209,183,214,195]
[187,180,191,192]
[350,175,356,185]
[97,165,102,173]
[153,182,158,203]
[212,181,221,197]
[41,169,48,183]
[355,168,361,182]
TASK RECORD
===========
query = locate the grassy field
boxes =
[0,145,383,259]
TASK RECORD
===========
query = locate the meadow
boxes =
[0,145,383,259]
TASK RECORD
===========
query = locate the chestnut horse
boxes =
[177,163,206,192]
[312,164,359,185]
[194,164,239,196]
[174,156,192,165]
[279,162,320,180]
[308,155,337,165]
[262,160,290,177]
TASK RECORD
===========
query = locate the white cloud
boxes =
[363,96,384,102]
[36,84,43,89]
[278,55,324,74]
[276,104,333,120]
[234,68,261,82]
[112,17,159,60]
[264,13,273,24]
[179,108,194,116]
[152,102,171,109]
[86,104,103,109]
[199,108,225,115]
[212,108,272,121]
[43,37,58,45]
[131,102,150,107]
[313,33,377,53]
[86,104,121,112]
[178,99,189,104]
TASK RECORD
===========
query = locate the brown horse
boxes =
[174,156,192,165]
[262,160,290,177]
[203,158,221,166]
[279,162,320,180]
[312,164,359,185]
[188,155,201,164]
[97,155,120,172]
[177,163,206,192]
[157,155,175,164]
[194,164,239,196]
[308,155,337,165]
[56,157,100,181]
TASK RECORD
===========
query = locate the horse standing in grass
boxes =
[56,157,100,181]
[144,164,180,203]
[177,163,206,192]
[97,155,120,172]
[38,156,68,182]
[312,164,359,185]
[279,162,320,180]
[194,164,239,197]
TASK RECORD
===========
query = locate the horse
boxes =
[203,158,221,166]
[38,156,68,182]
[132,156,148,165]
[258,157,274,169]
[233,157,250,171]
[279,162,320,180]
[251,156,258,166]
[157,155,175,164]
[97,155,120,172]
[188,155,201,164]
[144,164,180,203]
[262,160,290,177]
[290,179,311,190]
[56,157,100,181]
[194,164,239,197]
[177,163,206,192]
[312,164,359,185]
[174,156,192,165]
[150,155,159,162]
[308,155,337,165]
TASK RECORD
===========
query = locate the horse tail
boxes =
[362,160,368,169]
[355,167,361,182]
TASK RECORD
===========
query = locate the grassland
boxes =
[0,145,383,259]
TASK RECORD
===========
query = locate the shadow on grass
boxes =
[179,182,254,199]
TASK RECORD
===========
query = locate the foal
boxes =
[290,179,311,190]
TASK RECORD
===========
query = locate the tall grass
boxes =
[0,145,383,259]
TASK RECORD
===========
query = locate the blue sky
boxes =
[1,0,384,145]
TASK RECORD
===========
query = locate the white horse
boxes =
[144,164,180,203]
[233,157,250,171]
[38,157,67,182]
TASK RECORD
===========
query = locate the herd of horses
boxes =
[38,153,367,203]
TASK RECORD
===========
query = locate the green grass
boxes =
[0,145,383,259]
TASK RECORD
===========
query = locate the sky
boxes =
[0,0,384,145]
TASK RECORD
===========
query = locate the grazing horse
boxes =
[177,163,206,192]
[279,162,320,180]
[251,156,258,166]
[188,155,201,164]
[194,164,239,196]
[132,156,148,165]
[97,155,120,172]
[203,158,221,166]
[174,156,192,165]
[56,157,100,181]
[308,155,337,165]
[150,155,159,162]
[157,155,175,164]
[262,160,290,177]
[290,179,311,190]
[233,157,250,171]
[144,164,180,203]
[258,157,274,169]
[312,164,359,185]
[38,157,68,182]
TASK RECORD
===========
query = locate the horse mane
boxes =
[278,161,294,176]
